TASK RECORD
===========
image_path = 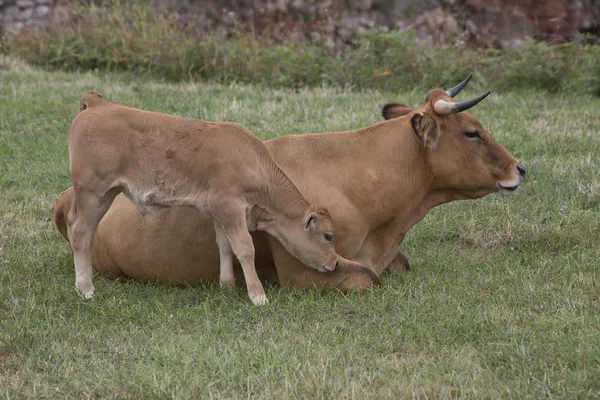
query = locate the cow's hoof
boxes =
[386,252,411,272]
[250,293,269,306]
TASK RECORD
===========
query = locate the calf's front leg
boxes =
[212,209,268,306]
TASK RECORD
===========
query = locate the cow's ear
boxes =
[304,212,318,231]
[410,113,439,147]
[382,103,412,120]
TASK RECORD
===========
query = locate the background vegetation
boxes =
[1,55,599,398]
[3,0,600,96]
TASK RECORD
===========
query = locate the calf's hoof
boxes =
[77,290,95,300]
[220,279,236,293]
[250,293,269,306]
[76,282,96,300]
[83,291,95,300]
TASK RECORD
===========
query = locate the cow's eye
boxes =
[464,131,481,139]
[324,233,333,242]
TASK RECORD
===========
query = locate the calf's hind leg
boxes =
[68,188,118,299]
[211,207,267,306]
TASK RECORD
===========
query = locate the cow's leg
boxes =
[386,251,411,272]
[69,188,118,299]
[266,236,380,292]
[212,208,267,306]
[213,220,236,291]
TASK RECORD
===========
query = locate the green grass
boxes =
[1,55,600,399]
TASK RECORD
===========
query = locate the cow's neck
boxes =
[359,119,472,235]
[337,118,436,227]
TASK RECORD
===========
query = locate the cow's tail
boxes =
[78,92,105,113]
[53,188,74,243]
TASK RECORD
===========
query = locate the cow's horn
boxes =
[434,90,491,115]
[445,73,473,97]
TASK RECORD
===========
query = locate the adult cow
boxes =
[54,77,525,291]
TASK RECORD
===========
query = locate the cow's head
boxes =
[382,74,525,199]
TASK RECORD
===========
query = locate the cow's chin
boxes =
[497,178,522,195]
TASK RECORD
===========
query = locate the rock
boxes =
[466,19,477,35]
[36,5,50,18]
[18,7,34,20]
[214,24,229,42]
[355,0,372,11]
[324,36,335,50]
[221,9,236,25]
[4,6,19,22]
[5,21,24,36]
[414,8,458,44]
[16,0,35,7]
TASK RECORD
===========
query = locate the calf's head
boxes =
[263,205,339,272]
[383,75,525,199]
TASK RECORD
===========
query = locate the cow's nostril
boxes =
[335,261,339,268]
[517,164,526,177]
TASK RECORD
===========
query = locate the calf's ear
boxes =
[382,103,412,120]
[410,113,439,147]
[304,212,318,231]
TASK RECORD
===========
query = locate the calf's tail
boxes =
[53,188,74,243]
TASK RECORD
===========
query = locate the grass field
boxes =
[1,55,599,399]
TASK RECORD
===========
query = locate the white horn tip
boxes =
[434,100,455,115]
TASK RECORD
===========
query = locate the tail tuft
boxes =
[53,188,74,243]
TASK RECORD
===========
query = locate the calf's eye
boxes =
[464,131,481,139]
[324,233,333,242]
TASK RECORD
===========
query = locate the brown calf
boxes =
[66,93,358,305]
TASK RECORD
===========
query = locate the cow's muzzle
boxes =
[498,162,526,195]
[517,163,526,179]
